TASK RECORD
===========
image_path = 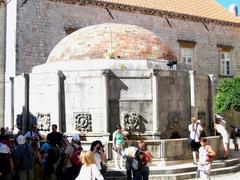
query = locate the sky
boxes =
[217,0,240,15]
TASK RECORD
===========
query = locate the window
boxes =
[220,51,231,75]
[181,47,193,65]
[178,40,195,67]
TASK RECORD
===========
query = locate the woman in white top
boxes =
[188,117,203,164]
[75,151,104,180]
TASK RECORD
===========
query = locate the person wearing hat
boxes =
[63,134,82,180]
[214,114,229,159]
[0,143,14,180]
[13,135,34,180]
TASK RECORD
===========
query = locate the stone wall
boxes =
[0,4,5,126]
[80,136,224,161]
[157,70,191,138]
[194,73,212,135]
[15,0,240,76]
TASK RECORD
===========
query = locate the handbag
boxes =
[187,138,194,145]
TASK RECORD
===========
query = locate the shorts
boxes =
[191,141,201,152]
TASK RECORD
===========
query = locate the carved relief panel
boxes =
[74,113,92,132]
[168,112,182,130]
[37,113,51,131]
[122,112,140,131]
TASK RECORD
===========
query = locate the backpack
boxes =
[132,158,139,170]
[236,128,240,137]
[69,145,82,167]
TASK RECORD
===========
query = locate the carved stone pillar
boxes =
[209,74,217,134]
[151,69,160,139]
[57,70,66,133]
[101,69,110,138]
[189,70,195,117]
[23,73,29,131]
[10,77,14,130]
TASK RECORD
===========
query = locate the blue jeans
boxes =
[134,166,149,180]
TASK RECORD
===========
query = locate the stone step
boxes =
[105,158,240,180]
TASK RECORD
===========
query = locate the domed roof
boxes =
[47,23,176,63]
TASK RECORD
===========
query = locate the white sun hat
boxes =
[215,114,223,119]
[72,134,80,142]
[17,135,26,145]
[0,143,10,154]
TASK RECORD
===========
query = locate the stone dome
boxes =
[47,23,176,63]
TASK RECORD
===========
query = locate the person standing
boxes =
[13,135,34,180]
[63,134,82,180]
[0,143,14,180]
[25,124,42,147]
[188,117,203,164]
[47,124,63,148]
[90,140,107,176]
[197,137,216,180]
[112,125,128,169]
[133,140,152,180]
[123,141,137,180]
[75,151,103,180]
[214,117,229,159]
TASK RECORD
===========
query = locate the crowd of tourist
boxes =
[0,114,239,180]
[0,124,153,180]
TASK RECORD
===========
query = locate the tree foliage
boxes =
[215,76,240,113]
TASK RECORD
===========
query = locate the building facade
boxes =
[1,0,240,129]
[0,2,5,125]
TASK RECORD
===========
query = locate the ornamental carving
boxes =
[74,113,92,132]
[168,112,182,130]
[37,113,51,131]
[122,112,140,131]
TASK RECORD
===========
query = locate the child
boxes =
[197,137,216,180]
[75,151,103,180]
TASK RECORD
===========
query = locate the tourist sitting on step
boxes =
[188,117,203,165]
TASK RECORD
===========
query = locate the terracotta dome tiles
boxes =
[47,23,177,63]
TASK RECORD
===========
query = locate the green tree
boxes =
[215,76,240,113]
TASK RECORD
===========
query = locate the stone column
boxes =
[189,70,195,117]
[101,69,110,140]
[57,70,65,133]
[209,74,217,134]
[23,73,29,131]
[152,69,160,139]
[10,77,14,130]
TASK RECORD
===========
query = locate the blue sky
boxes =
[217,0,240,15]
